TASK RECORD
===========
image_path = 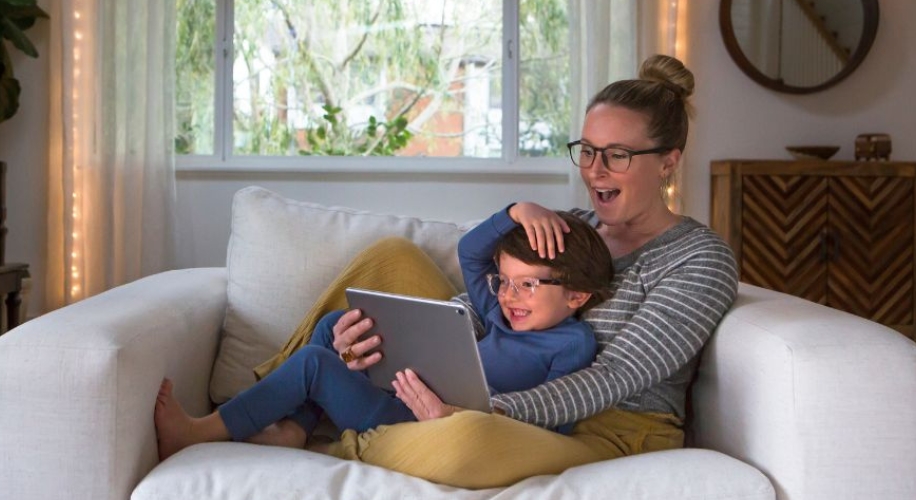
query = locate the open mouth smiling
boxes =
[509,308,530,318]
[595,188,620,203]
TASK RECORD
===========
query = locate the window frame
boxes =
[175,0,570,176]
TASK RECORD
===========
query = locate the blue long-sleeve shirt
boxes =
[457,208,596,432]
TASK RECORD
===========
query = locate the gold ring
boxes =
[340,346,358,363]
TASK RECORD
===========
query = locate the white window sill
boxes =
[175,155,571,178]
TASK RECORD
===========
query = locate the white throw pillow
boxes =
[209,186,468,403]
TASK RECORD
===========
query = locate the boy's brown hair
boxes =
[494,211,614,313]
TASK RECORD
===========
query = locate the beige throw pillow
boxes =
[209,186,468,403]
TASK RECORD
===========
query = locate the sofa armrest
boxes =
[692,283,916,500]
[0,268,227,500]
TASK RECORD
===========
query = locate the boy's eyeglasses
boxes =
[486,274,564,298]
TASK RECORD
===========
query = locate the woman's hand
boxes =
[392,369,460,421]
[508,202,570,259]
[332,309,383,370]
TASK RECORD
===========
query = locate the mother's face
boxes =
[578,103,680,228]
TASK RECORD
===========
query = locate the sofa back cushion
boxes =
[210,186,469,403]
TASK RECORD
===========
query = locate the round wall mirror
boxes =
[720,0,879,94]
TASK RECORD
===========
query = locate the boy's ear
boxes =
[565,290,592,310]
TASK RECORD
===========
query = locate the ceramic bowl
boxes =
[785,145,840,160]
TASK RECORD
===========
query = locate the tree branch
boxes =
[339,2,384,71]
[269,0,336,108]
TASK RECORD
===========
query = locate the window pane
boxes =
[232,0,503,157]
[175,0,216,155]
[519,0,569,158]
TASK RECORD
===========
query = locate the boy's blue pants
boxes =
[218,310,416,440]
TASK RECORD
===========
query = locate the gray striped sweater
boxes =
[483,213,739,428]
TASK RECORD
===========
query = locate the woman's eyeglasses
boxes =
[485,274,564,298]
[567,140,671,173]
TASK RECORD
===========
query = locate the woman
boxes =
[158,53,737,487]
[301,54,739,488]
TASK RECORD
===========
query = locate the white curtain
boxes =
[568,0,683,210]
[46,0,177,309]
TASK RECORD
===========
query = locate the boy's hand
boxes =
[393,369,460,420]
[508,202,570,259]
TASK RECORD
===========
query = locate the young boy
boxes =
[154,207,613,460]
[455,206,613,401]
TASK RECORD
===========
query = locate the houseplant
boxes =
[0,0,49,122]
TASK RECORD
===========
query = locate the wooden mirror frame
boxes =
[719,0,880,94]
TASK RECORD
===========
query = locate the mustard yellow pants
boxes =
[256,237,684,489]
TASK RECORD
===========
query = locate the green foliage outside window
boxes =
[175,0,569,159]
[301,105,413,157]
[175,0,215,154]
[519,0,570,156]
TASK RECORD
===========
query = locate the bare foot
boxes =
[154,378,197,461]
[246,418,308,449]
[154,378,230,461]
[306,438,333,454]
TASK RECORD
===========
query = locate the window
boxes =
[175,0,570,169]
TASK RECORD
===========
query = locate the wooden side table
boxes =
[0,263,30,334]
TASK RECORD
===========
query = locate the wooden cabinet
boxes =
[711,160,916,339]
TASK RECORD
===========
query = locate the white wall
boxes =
[2,1,914,317]
[682,1,916,221]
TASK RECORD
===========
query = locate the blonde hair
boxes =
[587,54,695,152]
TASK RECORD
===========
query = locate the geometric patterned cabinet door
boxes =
[711,160,916,340]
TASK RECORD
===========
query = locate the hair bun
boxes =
[639,54,695,100]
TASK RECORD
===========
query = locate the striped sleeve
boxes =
[489,228,738,428]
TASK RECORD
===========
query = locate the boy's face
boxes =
[495,254,587,332]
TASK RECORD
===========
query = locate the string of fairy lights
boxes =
[70,6,84,300]
[667,0,686,212]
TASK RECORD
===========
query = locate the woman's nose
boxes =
[581,161,607,180]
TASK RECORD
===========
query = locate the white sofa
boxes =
[2,186,915,500]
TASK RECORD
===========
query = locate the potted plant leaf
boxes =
[1,0,49,123]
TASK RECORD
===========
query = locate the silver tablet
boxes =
[344,287,492,413]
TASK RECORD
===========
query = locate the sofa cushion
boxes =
[210,186,469,403]
[132,443,775,500]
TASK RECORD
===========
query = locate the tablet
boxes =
[344,288,492,413]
